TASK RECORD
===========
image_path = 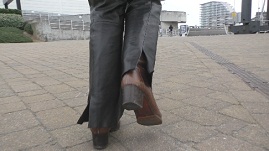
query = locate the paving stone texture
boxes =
[0,34,269,150]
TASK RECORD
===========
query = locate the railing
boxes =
[159,29,180,37]
[22,12,91,31]
[49,19,90,31]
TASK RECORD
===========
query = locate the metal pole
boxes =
[16,0,21,10]
[82,20,85,30]
[267,0,269,25]
[4,3,8,9]
[59,20,61,29]
[241,0,252,24]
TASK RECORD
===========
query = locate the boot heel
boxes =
[122,85,144,110]
[92,133,109,150]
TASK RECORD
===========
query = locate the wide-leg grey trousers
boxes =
[77,0,162,128]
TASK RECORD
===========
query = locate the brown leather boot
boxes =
[121,55,162,126]
[90,128,110,150]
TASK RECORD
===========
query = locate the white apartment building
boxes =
[200,1,234,27]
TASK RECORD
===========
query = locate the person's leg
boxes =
[122,0,162,75]
[121,0,162,125]
[77,0,127,149]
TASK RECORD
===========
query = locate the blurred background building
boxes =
[200,1,234,28]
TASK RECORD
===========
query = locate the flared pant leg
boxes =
[77,0,127,128]
[122,0,162,79]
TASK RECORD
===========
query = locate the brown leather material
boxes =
[121,55,162,126]
[91,128,110,135]
[91,128,110,150]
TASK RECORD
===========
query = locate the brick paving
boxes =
[0,34,269,150]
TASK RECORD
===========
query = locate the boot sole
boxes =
[137,114,162,126]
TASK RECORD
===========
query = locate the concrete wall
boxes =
[188,28,226,36]
[160,11,186,23]
[161,11,187,23]
[32,20,90,41]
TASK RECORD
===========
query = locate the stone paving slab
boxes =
[0,34,269,150]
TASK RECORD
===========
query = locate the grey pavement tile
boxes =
[205,100,232,111]
[66,138,127,151]
[75,86,89,94]
[1,73,24,79]
[0,101,26,114]
[51,74,80,82]
[161,90,192,101]
[9,83,42,92]
[18,69,40,75]
[161,120,218,143]
[28,144,64,151]
[231,90,269,103]
[241,102,269,114]
[0,96,21,105]
[0,88,15,97]
[153,110,183,127]
[7,80,34,86]
[43,70,67,76]
[207,91,240,105]
[71,72,89,79]
[43,84,75,94]
[25,73,48,79]
[1,35,269,151]
[223,81,253,91]
[54,90,84,100]
[234,125,269,150]
[74,105,87,114]
[4,77,29,83]
[187,80,215,88]
[194,134,266,151]
[63,96,87,107]
[207,83,230,93]
[180,96,221,108]
[252,114,269,132]
[216,119,248,135]
[0,110,39,135]
[155,81,191,91]
[32,77,62,86]
[36,107,79,130]
[0,126,51,151]
[181,87,215,98]
[156,97,186,111]
[171,105,230,126]
[51,125,92,148]
[219,105,256,124]
[28,99,66,112]
[22,93,56,104]
[17,89,47,97]
[153,93,163,100]
[119,114,136,127]
[112,123,195,151]
[153,85,178,95]
[163,76,193,85]
[64,80,89,88]
[0,83,10,89]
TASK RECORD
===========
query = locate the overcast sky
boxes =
[1,0,267,26]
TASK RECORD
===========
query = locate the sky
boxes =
[1,0,268,26]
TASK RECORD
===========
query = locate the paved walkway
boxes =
[0,34,269,151]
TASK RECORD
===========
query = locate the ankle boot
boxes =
[110,121,120,132]
[91,128,110,150]
[121,55,162,126]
